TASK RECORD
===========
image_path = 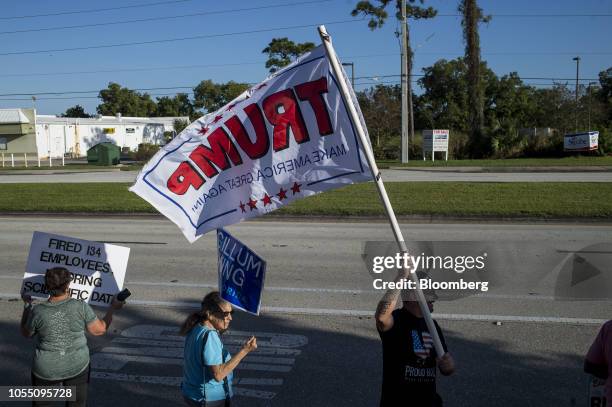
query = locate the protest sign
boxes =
[217,228,266,315]
[130,45,372,242]
[21,231,130,307]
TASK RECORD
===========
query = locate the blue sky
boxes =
[0,0,610,115]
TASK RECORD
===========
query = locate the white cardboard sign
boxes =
[21,231,130,307]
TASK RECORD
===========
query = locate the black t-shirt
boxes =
[379,308,448,407]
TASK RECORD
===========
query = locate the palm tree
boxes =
[459,0,491,157]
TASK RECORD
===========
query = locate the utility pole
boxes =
[400,0,409,163]
[573,56,580,132]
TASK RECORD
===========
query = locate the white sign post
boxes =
[21,231,130,307]
[422,129,449,161]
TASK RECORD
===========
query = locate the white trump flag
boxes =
[130,45,372,242]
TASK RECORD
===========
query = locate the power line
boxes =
[353,80,573,87]
[0,73,600,97]
[413,51,612,56]
[355,74,601,81]
[0,91,194,101]
[0,62,265,78]
[0,0,194,21]
[0,18,360,57]
[437,13,612,17]
[0,86,196,97]
[0,0,333,36]
[0,54,400,78]
[0,52,608,79]
[0,80,581,101]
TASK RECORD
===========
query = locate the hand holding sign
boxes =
[22,232,130,308]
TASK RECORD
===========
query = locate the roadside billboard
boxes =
[564,131,599,152]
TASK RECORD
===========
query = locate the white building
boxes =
[0,108,189,159]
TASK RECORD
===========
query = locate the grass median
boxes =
[1,182,610,219]
[379,156,612,167]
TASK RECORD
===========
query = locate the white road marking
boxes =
[90,324,307,400]
[235,378,283,386]
[126,280,365,294]
[2,276,610,301]
[110,337,301,355]
[91,353,294,372]
[91,371,181,386]
[0,292,606,324]
[90,372,277,399]
[99,347,296,365]
[232,387,276,400]
[434,313,608,325]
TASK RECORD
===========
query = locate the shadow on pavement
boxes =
[0,297,599,407]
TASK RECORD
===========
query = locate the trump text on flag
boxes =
[130,45,371,242]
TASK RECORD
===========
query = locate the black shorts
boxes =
[31,364,90,407]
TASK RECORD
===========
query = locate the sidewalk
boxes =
[388,165,612,173]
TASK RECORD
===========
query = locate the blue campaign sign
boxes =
[217,228,266,315]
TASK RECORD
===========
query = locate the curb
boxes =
[0,212,610,225]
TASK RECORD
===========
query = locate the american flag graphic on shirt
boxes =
[412,330,433,359]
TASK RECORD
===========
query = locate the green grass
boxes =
[1,182,611,219]
[378,156,612,167]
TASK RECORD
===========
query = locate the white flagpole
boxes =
[318,25,445,357]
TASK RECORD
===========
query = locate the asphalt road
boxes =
[0,217,610,406]
[0,168,611,183]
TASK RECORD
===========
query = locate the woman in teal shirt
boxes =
[180,291,257,407]
[20,267,124,407]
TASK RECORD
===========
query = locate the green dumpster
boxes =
[87,142,120,165]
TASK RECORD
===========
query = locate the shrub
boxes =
[597,127,612,156]
[133,143,160,162]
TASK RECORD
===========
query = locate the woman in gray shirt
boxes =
[20,267,124,407]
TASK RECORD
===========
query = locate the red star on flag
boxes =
[248,198,258,211]
[291,182,302,195]
[239,201,246,213]
[276,187,287,201]
[198,126,209,135]
[212,114,223,124]
[261,193,272,206]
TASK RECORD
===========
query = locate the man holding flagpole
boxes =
[376,270,455,407]
[131,24,455,405]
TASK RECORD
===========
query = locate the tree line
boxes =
[61,0,612,158]
[360,63,612,159]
